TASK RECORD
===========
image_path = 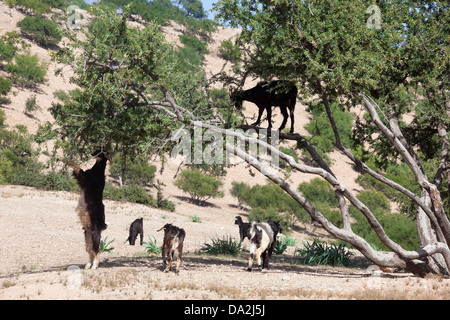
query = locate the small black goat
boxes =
[125,217,144,245]
[247,222,275,271]
[157,223,186,273]
[67,147,111,270]
[231,80,298,133]
[235,216,251,242]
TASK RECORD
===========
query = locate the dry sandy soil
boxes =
[1,3,449,300]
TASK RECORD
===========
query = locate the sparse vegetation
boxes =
[174,169,224,205]
[295,239,354,267]
[201,235,243,256]
[143,235,161,255]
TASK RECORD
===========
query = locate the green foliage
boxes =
[103,183,156,207]
[350,190,419,251]
[208,88,241,128]
[45,4,213,164]
[230,182,304,231]
[230,181,250,208]
[155,180,176,212]
[6,0,65,14]
[6,52,46,88]
[0,77,12,105]
[297,178,342,227]
[100,236,115,254]
[17,15,62,46]
[295,239,353,267]
[178,0,206,19]
[174,168,224,204]
[201,235,242,256]
[302,101,353,165]
[190,214,202,223]
[274,239,287,255]
[24,94,40,114]
[143,235,161,255]
[218,39,241,63]
[109,154,156,187]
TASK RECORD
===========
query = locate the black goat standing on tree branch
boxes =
[231,80,298,134]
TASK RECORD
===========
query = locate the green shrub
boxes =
[201,235,243,256]
[24,94,40,114]
[17,15,62,46]
[143,235,161,255]
[295,239,354,267]
[103,183,156,207]
[0,77,12,105]
[230,182,305,231]
[350,190,418,251]
[174,168,224,204]
[6,52,47,88]
[109,154,156,187]
[298,178,342,227]
[230,181,251,208]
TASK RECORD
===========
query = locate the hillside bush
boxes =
[0,77,12,105]
[6,52,47,88]
[350,190,418,251]
[18,15,62,46]
[298,178,342,227]
[231,182,305,231]
[174,168,224,205]
[109,154,156,187]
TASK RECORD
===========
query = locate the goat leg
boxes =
[247,253,254,272]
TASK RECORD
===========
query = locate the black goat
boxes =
[247,222,275,271]
[125,218,144,245]
[231,80,298,133]
[235,215,251,242]
[157,223,186,273]
[67,147,111,270]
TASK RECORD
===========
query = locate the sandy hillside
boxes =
[1,2,449,300]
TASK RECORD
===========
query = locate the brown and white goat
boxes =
[247,222,275,272]
[158,223,186,273]
[67,147,111,269]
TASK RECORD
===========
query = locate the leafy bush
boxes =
[230,182,304,231]
[298,178,342,227]
[109,154,156,187]
[103,183,156,207]
[0,77,12,105]
[174,168,224,204]
[6,52,47,88]
[24,94,40,114]
[295,239,353,267]
[350,190,418,251]
[201,235,243,256]
[230,181,251,208]
[17,15,62,46]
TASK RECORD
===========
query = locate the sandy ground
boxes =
[1,3,450,300]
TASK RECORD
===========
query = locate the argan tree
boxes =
[45,2,449,276]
